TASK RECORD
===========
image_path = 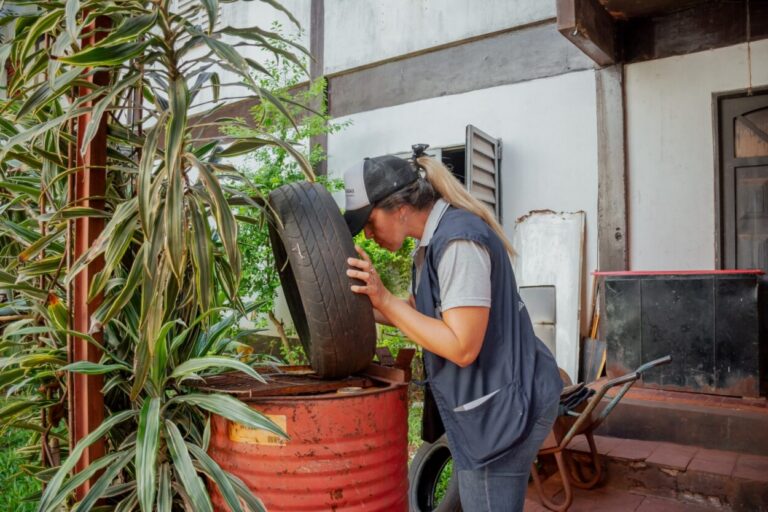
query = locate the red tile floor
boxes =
[522,435,768,511]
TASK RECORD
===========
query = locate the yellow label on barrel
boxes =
[228,415,288,446]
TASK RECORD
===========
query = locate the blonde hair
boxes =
[416,156,516,257]
[377,155,516,257]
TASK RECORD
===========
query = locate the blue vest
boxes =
[414,207,562,470]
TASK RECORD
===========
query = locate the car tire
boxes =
[409,434,462,512]
[267,181,376,378]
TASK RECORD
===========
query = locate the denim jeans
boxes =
[457,400,559,511]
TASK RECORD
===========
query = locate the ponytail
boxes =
[416,156,517,257]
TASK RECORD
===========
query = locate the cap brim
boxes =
[343,204,374,236]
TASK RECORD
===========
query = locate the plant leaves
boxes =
[170,394,287,439]
[81,72,141,155]
[39,410,136,512]
[164,77,189,281]
[73,450,133,511]
[170,356,265,384]
[217,138,270,158]
[188,443,243,512]
[189,196,213,311]
[58,41,149,66]
[164,420,213,512]
[100,12,157,47]
[200,0,219,33]
[157,463,172,512]
[61,361,131,374]
[189,155,240,287]
[136,398,161,512]
[65,0,80,45]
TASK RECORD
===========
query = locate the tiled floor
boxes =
[566,434,768,483]
[524,473,717,512]
[522,434,768,511]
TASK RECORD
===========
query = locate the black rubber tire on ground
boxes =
[267,181,377,378]
[409,434,462,512]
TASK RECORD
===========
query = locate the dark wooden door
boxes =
[719,92,768,271]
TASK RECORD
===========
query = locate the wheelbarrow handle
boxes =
[558,356,673,448]
[634,355,672,375]
[559,372,639,448]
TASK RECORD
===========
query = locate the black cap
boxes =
[342,155,419,236]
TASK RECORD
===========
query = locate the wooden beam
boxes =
[557,0,618,66]
[623,0,768,63]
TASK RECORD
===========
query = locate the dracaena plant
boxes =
[0,0,316,510]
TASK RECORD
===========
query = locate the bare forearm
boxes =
[372,298,411,326]
[377,297,477,366]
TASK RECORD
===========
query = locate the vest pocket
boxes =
[451,381,530,465]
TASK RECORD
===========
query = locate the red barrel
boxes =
[207,382,409,511]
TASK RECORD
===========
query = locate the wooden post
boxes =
[67,14,110,501]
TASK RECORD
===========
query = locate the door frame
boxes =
[713,86,768,269]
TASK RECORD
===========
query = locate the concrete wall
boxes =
[324,0,555,74]
[327,69,599,287]
[625,39,768,270]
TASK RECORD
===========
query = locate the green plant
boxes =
[355,234,415,298]
[0,424,40,512]
[0,1,314,509]
[222,25,346,360]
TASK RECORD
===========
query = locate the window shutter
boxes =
[465,124,502,221]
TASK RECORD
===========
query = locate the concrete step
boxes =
[593,383,768,456]
[550,435,768,511]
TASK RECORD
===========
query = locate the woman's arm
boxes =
[372,295,416,326]
[376,299,489,367]
[348,247,489,367]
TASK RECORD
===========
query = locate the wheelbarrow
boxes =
[530,355,672,511]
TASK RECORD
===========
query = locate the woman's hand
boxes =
[347,245,394,310]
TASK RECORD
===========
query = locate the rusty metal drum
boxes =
[206,368,410,511]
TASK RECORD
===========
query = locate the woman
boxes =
[343,145,563,511]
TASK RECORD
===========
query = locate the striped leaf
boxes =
[170,394,287,439]
[188,443,243,512]
[39,410,136,512]
[190,156,240,283]
[61,361,131,374]
[58,41,149,66]
[189,196,214,311]
[170,356,265,384]
[100,12,157,47]
[73,450,133,511]
[157,463,172,512]
[165,420,213,512]
[65,0,80,45]
[164,77,189,281]
[136,398,161,512]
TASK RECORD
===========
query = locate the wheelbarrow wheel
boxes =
[409,434,462,512]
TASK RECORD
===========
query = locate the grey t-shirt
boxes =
[411,200,492,311]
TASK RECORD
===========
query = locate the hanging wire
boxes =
[746,0,753,96]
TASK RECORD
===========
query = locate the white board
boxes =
[513,211,585,382]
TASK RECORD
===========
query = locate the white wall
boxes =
[221,0,310,48]
[327,69,599,290]
[190,0,311,109]
[625,39,768,270]
[324,0,555,74]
